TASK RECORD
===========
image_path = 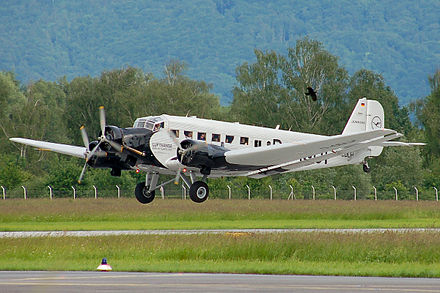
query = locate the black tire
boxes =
[189,181,209,203]
[135,182,155,204]
[363,163,371,173]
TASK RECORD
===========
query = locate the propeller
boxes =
[77,106,108,184]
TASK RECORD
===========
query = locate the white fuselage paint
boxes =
[134,114,371,178]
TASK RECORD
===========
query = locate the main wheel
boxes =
[135,182,155,204]
[189,181,209,203]
[363,163,371,173]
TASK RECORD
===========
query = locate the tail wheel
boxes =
[363,163,371,173]
[135,182,155,204]
[189,181,209,203]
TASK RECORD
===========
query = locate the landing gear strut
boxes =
[133,171,210,204]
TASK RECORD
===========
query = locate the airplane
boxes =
[10,98,423,204]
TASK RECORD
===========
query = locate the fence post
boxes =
[160,186,165,199]
[47,186,53,200]
[332,185,336,200]
[182,184,186,199]
[312,185,315,200]
[227,185,231,199]
[352,185,356,201]
[373,186,377,201]
[21,186,27,200]
[393,187,397,201]
[288,185,295,200]
[414,186,419,201]
[269,185,273,200]
[1,186,5,200]
[435,187,438,202]
[72,186,76,200]
[116,185,120,199]
[93,185,97,199]
[246,185,250,200]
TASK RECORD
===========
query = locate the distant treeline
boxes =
[1,37,439,198]
[0,0,439,103]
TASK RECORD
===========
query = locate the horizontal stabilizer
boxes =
[381,141,426,147]
[10,138,87,158]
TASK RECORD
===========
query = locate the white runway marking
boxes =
[1,228,440,238]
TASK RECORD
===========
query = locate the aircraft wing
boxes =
[245,132,402,177]
[10,138,87,159]
[224,129,396,167]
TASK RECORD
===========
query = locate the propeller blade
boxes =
[107,140,123,152]
[168,130,180,147]
[99,106,106,138]
[80,126,89,149]
[181,143,202,156]
[87,140,102,161]
[78,162,88,184]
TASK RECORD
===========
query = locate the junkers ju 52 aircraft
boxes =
[10,98,423,204]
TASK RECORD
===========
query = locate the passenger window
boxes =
[198,132,206,141]
[225,135,234,143]
[171,129,179,138]
[254,140,262,147]
[240,137,249,145]
[273,139,282,145]
[212,133,220,142]
[184,131,193,138]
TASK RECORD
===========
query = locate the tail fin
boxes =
[342,98,384,134]
[342,97,385,156]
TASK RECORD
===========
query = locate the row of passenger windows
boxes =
[171,129,281,146]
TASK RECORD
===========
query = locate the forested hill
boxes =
[1,0,439,104]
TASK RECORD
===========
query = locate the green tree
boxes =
[231,49,284,127]
[348,69,412,135]
[280,37,349,134]
[415,70,440,161]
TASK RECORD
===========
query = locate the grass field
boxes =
[2,198,440,276]
[1,198,440,231]
[1,232,440,277]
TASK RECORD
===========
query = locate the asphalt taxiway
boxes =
[1,271,440,293]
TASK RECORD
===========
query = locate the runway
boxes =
[1,271,440,293]
[2,228,440,238]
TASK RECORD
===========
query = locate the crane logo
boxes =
[371,116,382,129]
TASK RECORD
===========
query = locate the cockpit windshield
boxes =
[133,116,164,132]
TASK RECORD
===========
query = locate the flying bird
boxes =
[305,87,317,101]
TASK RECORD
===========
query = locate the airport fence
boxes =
[0,184,438,201]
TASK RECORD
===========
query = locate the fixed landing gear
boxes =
[134,171,210,204]
[135,182,155,204]
[189,181,209,203]
[362,161,371,173]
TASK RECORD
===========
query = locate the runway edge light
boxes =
[97,258,112,271]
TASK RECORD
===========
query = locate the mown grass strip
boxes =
[1,218,440,231]
[1,232,440,277]
[1,199,440,230]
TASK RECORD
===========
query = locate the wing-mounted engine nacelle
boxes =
[177,139,228,175]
